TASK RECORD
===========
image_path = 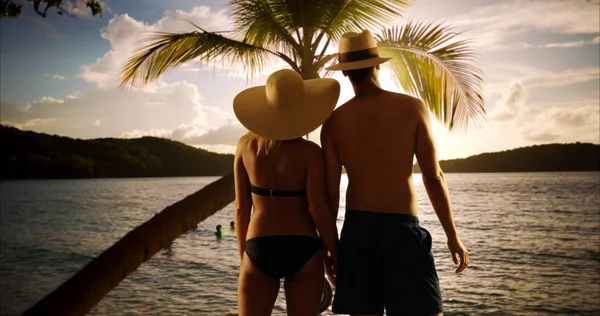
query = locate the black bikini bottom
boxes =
[245,235,322,280]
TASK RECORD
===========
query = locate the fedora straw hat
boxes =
[326,30,392,71]
[233,69,340,140]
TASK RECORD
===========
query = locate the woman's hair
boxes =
[240,131,281,155]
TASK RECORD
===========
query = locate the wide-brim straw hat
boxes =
[326,30,392,71]
[233,69,340,140]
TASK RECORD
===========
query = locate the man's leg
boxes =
[332,210,384,315]
[382,222,444,316]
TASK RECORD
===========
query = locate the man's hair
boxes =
[346,66,375,84]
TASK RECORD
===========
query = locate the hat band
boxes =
[338,47,379,63]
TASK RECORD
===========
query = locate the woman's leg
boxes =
[284,251,325,316]
[238,252,280,316]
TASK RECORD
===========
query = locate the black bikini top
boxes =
[250,184,306,197]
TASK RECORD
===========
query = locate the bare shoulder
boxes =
[236,135,254,156]
[321,101,348,134]
[296,138,323,160]
[387,91,422,105]
[387,92,427,115]
[328,99,350,119]
[298,138,322,152]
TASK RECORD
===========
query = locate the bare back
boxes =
[239,138,319,239]
[323,91,422,215]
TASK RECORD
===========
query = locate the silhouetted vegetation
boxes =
[413,143,600,173]
[0,0,102,19]
[0,125,233,179]
[2,125,597,178]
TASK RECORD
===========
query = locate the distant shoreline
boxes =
[2,125,598,179]
[2,171,598,181]
[412,143,599,173]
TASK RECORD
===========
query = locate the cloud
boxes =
[185,123,247,145]
[79,7,232,89]
[430,82,599,160]
[1,6,249,152]
[520,100,600,144]
[550,111,588,127]
[522,131,560,142]
[194,144,237,154]
[0,6,256,156]
[0,81,230,140]
[120,121,247,151]
[412,0,600,49]
[1,102,26,123]
[485,66,599,95]
[542,36,600,48]
[488,82,527,121]
[45,74,66,80]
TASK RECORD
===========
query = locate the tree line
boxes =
[0,125,233,179]
[2,125,597,179]
[413,143,600,173]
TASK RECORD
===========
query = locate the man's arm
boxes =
[414,99,469,273]
[233,140,252,264]
[320,118,342,220]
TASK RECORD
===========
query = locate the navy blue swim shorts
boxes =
[332,210,443,316]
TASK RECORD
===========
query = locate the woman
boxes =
[233,69,340,316]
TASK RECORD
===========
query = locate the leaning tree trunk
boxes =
[23,173,235,316]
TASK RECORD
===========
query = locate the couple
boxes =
[233,30,469,316]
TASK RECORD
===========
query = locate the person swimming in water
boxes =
[229,221,235,232]
[215,224,223,239]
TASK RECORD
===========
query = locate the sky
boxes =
[0,0,598,160]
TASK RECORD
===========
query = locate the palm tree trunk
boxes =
[23,173,235,316]
[301,68,320,80]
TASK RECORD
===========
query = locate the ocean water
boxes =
[1,173,599,316]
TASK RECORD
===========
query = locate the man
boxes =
[321,30,469,316]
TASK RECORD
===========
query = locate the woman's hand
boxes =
[323,251,337,286]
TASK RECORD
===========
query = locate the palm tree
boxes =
[23,2,486,315]
[116,0,485,310]
[121,0,485,130]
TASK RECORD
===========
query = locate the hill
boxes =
[0,125,234,179]
[413,143,600,173]
[2,126,597,178]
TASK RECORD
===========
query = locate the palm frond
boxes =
[315,53,340,78]
[317,0,411,42]
[229,0,301,59]
[376,21,485,131]
[120,29,285,89]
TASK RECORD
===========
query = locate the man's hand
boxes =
[447,236,469,273]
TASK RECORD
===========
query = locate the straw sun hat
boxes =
[325,29,392,71]
[233,69,340,140]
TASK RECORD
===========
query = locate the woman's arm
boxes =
[305,144,339,259]
[234,140,252,264]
